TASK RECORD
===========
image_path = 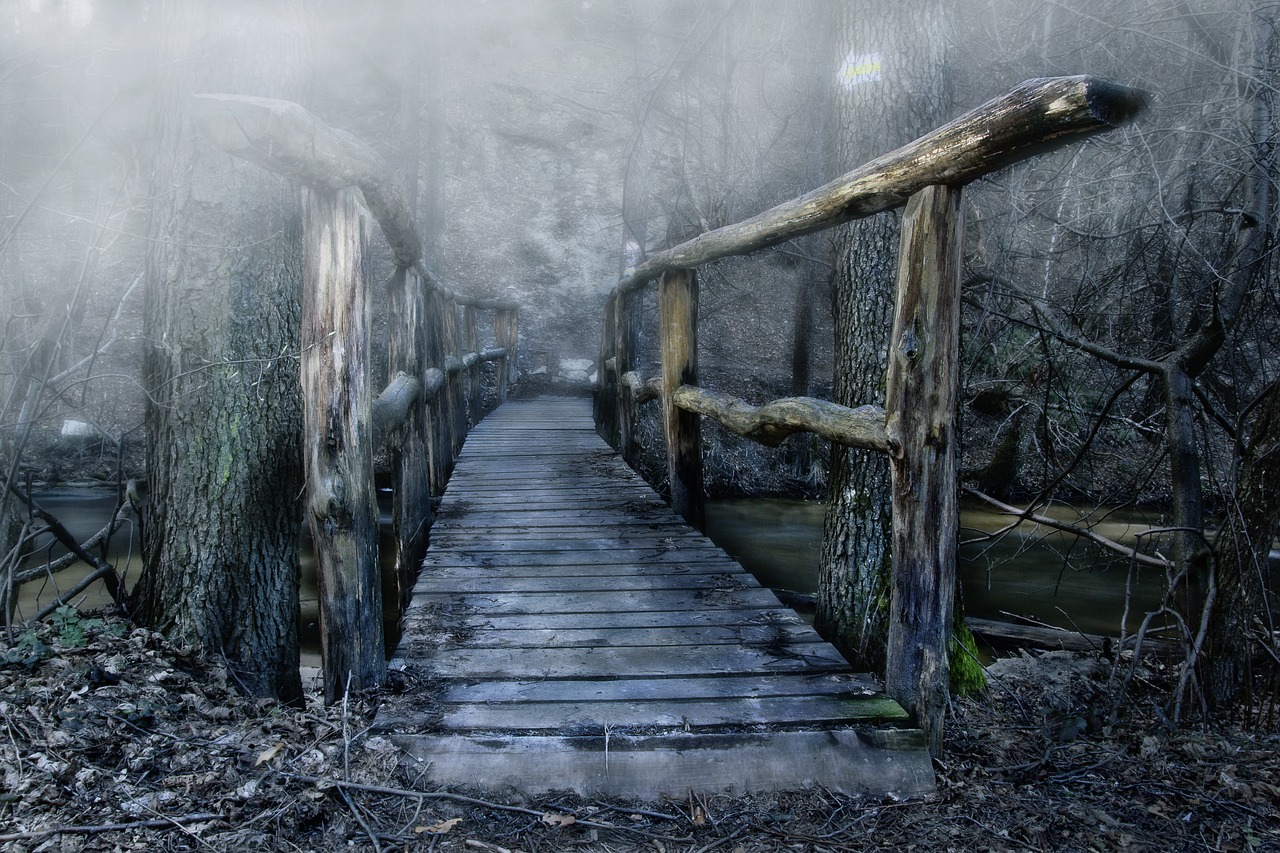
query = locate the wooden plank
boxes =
[439,672,882,704]
[407,587,783,614]
[412,571,757,594]
[442,694,909,731]
[403,608,792,633]
[420,549,741,567]
[402,643,852,679]
[404,621,817,649]
[386,729,933,798]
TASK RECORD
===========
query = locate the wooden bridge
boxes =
[196,76,1143,797]
[377,397,931,796]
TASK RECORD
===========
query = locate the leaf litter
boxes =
[1,615,1277,851]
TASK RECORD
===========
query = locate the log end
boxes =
[1080,77,1150,127]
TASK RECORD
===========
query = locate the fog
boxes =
[2,0,1275,485]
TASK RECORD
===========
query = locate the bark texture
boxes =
[134,0,305,703]
[819,0,955,669]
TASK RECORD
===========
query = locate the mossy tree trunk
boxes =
[132,0,306,704]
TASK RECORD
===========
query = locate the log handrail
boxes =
[609,76,1144,299]
[672,386,888,453]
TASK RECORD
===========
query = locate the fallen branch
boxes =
[963,487,1171,570]
[0,813,224,844]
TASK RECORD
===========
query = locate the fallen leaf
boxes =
[417,817,462,835]
[254,743,284,766]
[541,812,576,827]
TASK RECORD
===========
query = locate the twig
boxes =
[339,786,383,853]
[0,813,224,844]
[279,773,693,842]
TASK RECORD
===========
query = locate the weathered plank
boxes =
[381,397,931,798]
[389,730,932,799]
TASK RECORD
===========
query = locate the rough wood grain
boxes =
[884,185,964,757]
[613,77,1145,296]
[673,385,888,451]
[380,397,931,797]
[301,188,383,702]
[658,269,704,528]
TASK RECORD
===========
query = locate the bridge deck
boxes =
[378,397,933,798]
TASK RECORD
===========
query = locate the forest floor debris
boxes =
[2,614,1277,852]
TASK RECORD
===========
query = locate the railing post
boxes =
[441,297,465,461]
[300,187,383,703]
[883,184,963,757]
[495,307,519,389]
[464,304,482,425]
[424,287,449,496]
[615,288,640,468]
[658,268,704,529]
[386,265,433,614]
[595,294,618,444]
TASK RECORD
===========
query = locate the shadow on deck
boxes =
[375,397,934,799]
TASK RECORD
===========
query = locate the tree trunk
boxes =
[133,0,305,704]
[818,0,953,670]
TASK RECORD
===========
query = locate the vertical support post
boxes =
[658,268,704,529]
[442,298,466,458]
[507,309,519,386]
[301,187,384,704]
[595,295,618,443]
[615,287,640,468]
[386,265,432,614]
[884,184,963,756]
[495,307,518,391]
[424,286,448,496]
[464,304,482,425]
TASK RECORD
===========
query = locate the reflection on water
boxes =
[705,497,1170,637]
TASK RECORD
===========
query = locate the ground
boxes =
[2,614,1277,852]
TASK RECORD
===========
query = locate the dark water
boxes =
[16,489,1174,656]
[704,497,1171,637]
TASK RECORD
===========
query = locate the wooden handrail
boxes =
[672,386,888,452]
[595,74,1146,756]
[612,77,1145,298]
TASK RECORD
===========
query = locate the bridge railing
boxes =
[196,95,518,703]
[593,76,1146,752]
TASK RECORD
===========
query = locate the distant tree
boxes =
[130,0,308,703]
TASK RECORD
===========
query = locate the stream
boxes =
[13,489,1182,661]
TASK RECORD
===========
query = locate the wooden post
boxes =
[595,296,618,444]
[442,298,466,459]
[424,287,449,496]
[615,288,641,468]
[883,184,964,756]
[387,266,432,613]
[301,187,384,704]
[506,309,519,386]
[464,304,482,426]
[658,268,704,529]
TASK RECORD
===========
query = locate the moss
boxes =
[949,621,988,696]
